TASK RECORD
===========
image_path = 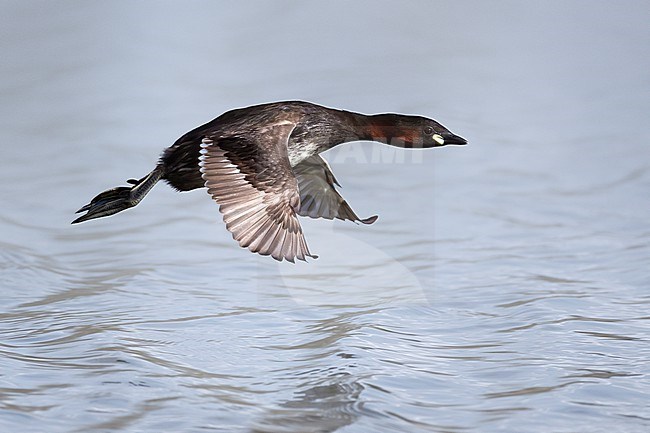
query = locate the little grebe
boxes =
[73,101,466,262]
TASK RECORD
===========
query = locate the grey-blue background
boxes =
[1,1,649,432]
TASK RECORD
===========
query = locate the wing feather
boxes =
[293,155,378,224]
[199,126,316,262]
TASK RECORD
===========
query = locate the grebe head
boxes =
[365,114,467,148]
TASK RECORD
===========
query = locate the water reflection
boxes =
[252,373,364,433]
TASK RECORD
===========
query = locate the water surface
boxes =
[1,1,649,432]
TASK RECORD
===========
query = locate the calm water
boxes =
[1,1,649,432]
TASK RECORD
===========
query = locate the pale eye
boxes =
[424,126,434,135]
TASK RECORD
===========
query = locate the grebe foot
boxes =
[72,166,163,224]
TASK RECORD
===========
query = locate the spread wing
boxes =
[199,122,316,262]
[293,155,377,224]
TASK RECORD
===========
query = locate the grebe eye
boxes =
[424,126,434,135]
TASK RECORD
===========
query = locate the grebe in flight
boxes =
[73,101,466,262]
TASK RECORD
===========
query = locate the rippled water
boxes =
[1,1,649,432]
